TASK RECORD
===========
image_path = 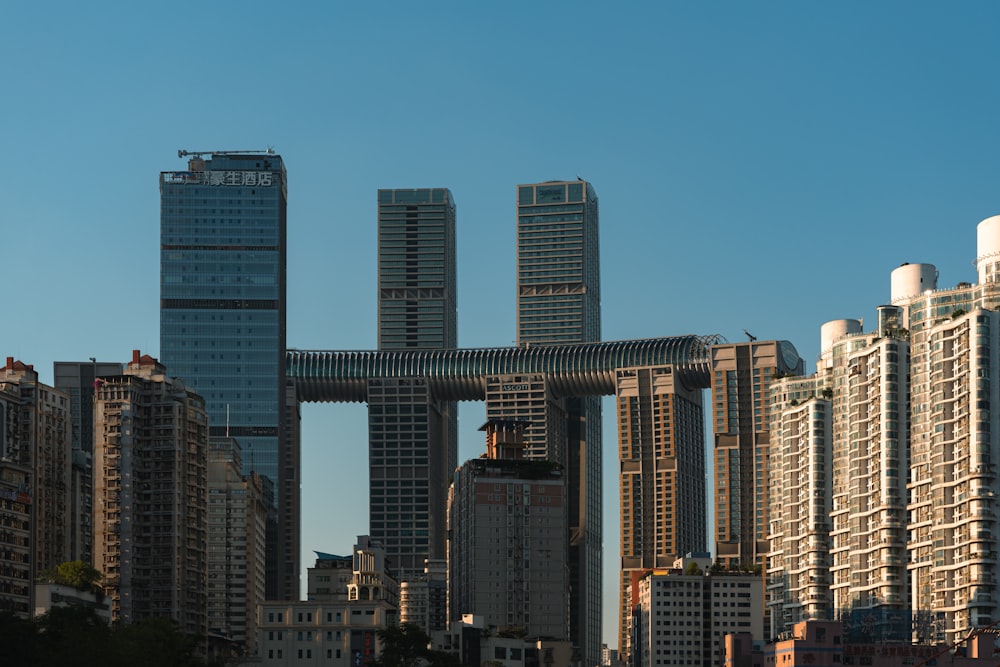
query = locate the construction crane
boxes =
[177,148,275,158]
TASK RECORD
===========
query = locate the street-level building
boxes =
[257,536,398,666]
[399,558,447,635]
[33,582,112,624]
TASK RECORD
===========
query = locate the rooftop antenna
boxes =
[177,148,275,159]
[744,330,757,342]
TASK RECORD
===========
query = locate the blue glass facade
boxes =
[159,152,293,598]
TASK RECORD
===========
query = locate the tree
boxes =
[374,623,433,667]
[111,617,204,667]
[0,611,39,665]
[39,560,102,591]
[425,649,463,667]
[35,605,112,667]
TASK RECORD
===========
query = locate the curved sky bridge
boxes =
[287,334,726,403]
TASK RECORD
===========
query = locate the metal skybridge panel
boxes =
[287,335,722,403]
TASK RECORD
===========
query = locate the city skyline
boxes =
[5,3,1000,646]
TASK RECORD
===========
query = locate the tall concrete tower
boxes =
[513,180,601,667]
[372,188,458,576]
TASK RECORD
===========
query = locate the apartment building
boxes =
[448,419,569,641]
[616,365,705,656]
[257,536,399,666]
[208,437,268,654]
[92,350,208,634]
[399,559,447,635]
[767,375,832,638]
[631,555,763,667]
[0,358,72,596]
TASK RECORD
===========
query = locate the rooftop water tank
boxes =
[976,215,1000,284]
[890,263,937,304]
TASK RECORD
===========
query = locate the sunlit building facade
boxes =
[767,376,832,638]
[632,555,763,667]
[615,365,704,655]
[92,351,208,634]
[53,360,124,566]
[712,341,804,569]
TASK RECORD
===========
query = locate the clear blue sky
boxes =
[4,1,999,647]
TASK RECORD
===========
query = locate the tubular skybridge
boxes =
[287,334,725,403]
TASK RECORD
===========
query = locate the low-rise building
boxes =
[33,582,112,624]
[399,558,447,635]
[632,555,764,667]
[728,619,1000,667]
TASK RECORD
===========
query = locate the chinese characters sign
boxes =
[163,170,274,186]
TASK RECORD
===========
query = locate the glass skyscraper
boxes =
[160,151,296,599]
[372,188,458,576]
[514,180,601,667]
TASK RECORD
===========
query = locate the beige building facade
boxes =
[616,365,705,656]
[448,420,569,641]
[1,358,72,583]
[208,437,268,655]
[93,350,208,634]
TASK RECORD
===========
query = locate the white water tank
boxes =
[890,263,937,304]
[819,319,862,367]
[976,215,1000,284]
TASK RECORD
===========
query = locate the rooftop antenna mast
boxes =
[177,148,275,159]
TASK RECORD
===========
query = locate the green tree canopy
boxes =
[374,623,433,667]
[39,560,102,591]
